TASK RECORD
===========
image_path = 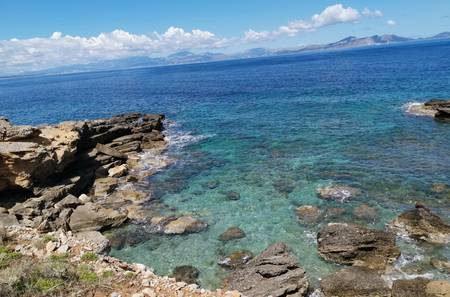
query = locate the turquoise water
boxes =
[1,40,450,288]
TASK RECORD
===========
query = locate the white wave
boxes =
[402,101,436,116]
[164,120,215,150]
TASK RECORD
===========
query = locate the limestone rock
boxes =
[0,213,20,227]
[108,164,129,177]
[219,227,246,242]
[317,223,400,270]
[74,230,111,254]
[54,194,81,210]
[316,185,361,202]
[320,267,390,297]
[163,216,207,235]
[225,242,309,297]
[69,203,127,232]
[94,177,119,197]
[392,278,450,297]
[390,205,450,244]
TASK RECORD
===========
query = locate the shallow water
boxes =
[1,40,450,288]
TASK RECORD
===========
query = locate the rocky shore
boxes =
[1,114,450,297]
[406,99,450,119]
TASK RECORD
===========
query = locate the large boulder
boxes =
[224,242,309,297]
[317,223,400,270]
[389,205,450,244]
[69,203,127,232]
[320,267,390,297]
[392,278,450,297]
[163,216,207,235]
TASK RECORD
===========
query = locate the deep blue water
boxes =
[1,40,450,288]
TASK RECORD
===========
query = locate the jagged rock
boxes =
[0,225,6,243]
[0,117,40,141]
[316,185,361,202]
[69,203,127,232]
[94,177,119,196]
[74,230,111,254]
[389,205,450,244]
[171,265,200,284]
[10,197,44,217]
[224,242,309,297]
[0,213,20,227]
[320,267,390,297]
[96,143,127,159]
[108,164,129,177]
[218,250,253,269]
[392,278,450,297]
[219,227,246,242]
[317,223,400,270]
[163,216,207,235]
[54,194,81,210]
[55,208,73,231]
[296,205,322,224]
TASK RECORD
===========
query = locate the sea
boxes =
[1,39,449,288]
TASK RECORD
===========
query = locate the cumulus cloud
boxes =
[244,4,362,43]
[387,19,397,26]
[362,8,383,18]
[0,27,230,74]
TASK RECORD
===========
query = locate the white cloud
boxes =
[0,27,230,74]
[244,4,361,42]
[362,8,383,18]
[387,19,397,26]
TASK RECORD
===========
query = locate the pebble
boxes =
[79,194,92,203]
[110,293,121,297]
[46,241,57,253]
[142,288,156,297]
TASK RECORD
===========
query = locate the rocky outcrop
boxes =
[320,267,391,297]
[389,205,450,244]
[317,223,400,270]
[224,242,309,297]
[392,278,450,297]
[69,203,128,232]
[316,185,361,202]
[406,99,450,119]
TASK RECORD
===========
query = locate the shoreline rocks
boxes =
[405,99,450,119]
[224,242,309,297]
[389,204,450,244]
[317,222,400,270]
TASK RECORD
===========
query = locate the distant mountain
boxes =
[33,32,450,76]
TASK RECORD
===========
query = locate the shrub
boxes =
[81,252,98,262]
[77,265,98,283]
[34,278,63,292]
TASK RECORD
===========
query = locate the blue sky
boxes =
[0,1,449,74]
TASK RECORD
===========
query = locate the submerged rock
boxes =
[163,216,207,235]
[317,223,400,270]
[218,250,253,269]
[273,178,296,196]
[392,278,450,297]
[225,191,241,201]
[353,203,378,221]
[224,242,309,297]
[218,227,246,242]
[316,185,361,202]
[389,205,450,244]
[430,257,450,273]
[171,265,200,284]
[296,205,322,224]
[320,267,390,297]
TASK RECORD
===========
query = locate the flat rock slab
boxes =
[225,242,309,297]
[392,278,450,297]
[317,222,400,270]
[69,203,127,232]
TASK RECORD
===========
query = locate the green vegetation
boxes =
[34,278,63,292]
[41,235,57,243]
[77,264,98,283]
[101,270,114,278]
[81,252,99,262]
[124,271,135,279]
[0,245,22,268]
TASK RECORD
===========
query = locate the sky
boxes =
[0,0,449,74]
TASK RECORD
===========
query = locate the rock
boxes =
[390,205,450,244]
[171,265,200,284]
[94,177,119,197]
[296,205,322,224]
[79,194,92,203]
[353,203,378,221]
[95,143,127,159]
[46,240,57,253]
[225,191,241,201]
[0,117,40,141]
[316,185,361,202]
[163,216,207,235]
[54,194,81,210]
[205,180,219,189]
[0,213,20,227]
[69,203,127,232]
[431,183,448,193]
[74,230,111,254]
[324,207,346,219]
[392,278,450,297]
[407,100,450,118]
[317,223,400,270]
[142,288,156,297]
[219,227,246,242]
[225,242,309,297]
[219,250,253,269]
[108,164,129,178]
[0,225,6,243]
[320,267,390,297]
[430,257,450,272]
[273,178,296,195]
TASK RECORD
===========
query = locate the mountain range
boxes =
[33,32,450,75]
